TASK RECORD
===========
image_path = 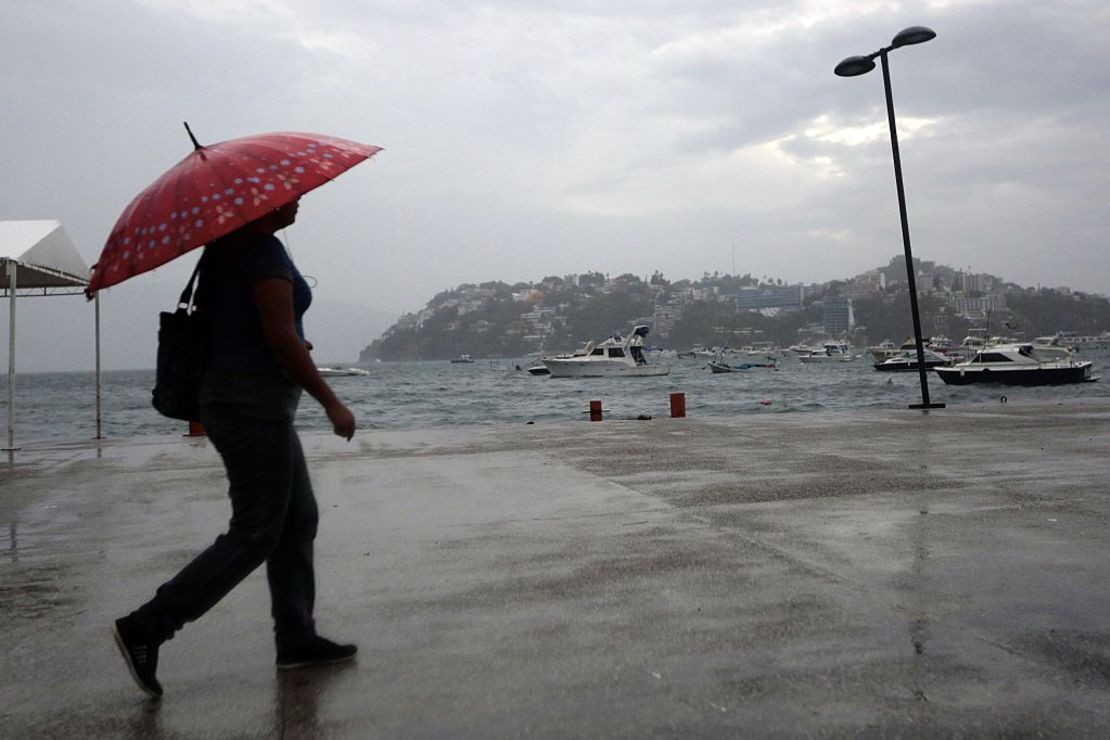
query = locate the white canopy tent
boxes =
[0,220,99,451]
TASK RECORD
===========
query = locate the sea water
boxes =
[4,352,1110,446]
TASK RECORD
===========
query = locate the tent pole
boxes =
[5,260,16,452]
[94,293,102,440]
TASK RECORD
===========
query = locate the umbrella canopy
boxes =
[86,128,382,296]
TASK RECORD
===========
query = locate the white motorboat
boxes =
[450,354,475,363]
[530,342,594,375]
[797,341,856,363]
[740,343,780,359]
[869,339,899,361]
[929,335,956,353]
[873,348,954,372]
[543,325,671,378]
[317,366,370,377]
[934,343,1096,386]
[873,336,961,363]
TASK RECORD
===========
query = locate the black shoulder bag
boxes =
[152,260,210,422]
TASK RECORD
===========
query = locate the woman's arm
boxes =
[252,277,356,440]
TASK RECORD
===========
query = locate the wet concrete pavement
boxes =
[3,400,1110,737]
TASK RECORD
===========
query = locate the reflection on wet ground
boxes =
[276,664,355,737]
[3,402,1110,735]
[6,520,16,564]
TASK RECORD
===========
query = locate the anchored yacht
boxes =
[934,343,1095,386]
[543,325,670,378]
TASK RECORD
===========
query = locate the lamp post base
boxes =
[909,403,946,410]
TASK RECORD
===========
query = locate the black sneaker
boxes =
[111,617,163,698]
[276,636,358,670]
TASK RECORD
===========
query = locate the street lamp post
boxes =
[836,26,945,410]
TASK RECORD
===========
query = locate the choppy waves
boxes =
[5,352,1110,445]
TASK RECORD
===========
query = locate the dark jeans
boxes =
[131,397,318,651]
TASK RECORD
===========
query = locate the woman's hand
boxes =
[326,402,356,441]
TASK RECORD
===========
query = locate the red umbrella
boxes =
[86,124,382,296]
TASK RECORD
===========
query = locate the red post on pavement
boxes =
[186,420,206,437]
[669,392,686,418]
[589,400,603,422]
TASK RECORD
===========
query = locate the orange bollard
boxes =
[186,420,206,437]
[589,400,603,422]
[669,392,686,418]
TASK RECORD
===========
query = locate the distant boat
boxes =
[707,353,776,373]
[797,341,856,363]
[707,359,745,373]
[317,366,370,377]
[872,336,955,362]
[872,348,954,372]
[868,338,899,362]
[450,354,475,364]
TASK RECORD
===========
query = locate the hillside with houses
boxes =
[360,257,1110,361]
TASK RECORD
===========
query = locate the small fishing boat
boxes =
[707,359,742,373]
[707,355,776,373]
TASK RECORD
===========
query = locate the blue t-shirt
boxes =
[197,231,312,372]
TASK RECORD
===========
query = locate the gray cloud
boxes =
[3,0,1109,370]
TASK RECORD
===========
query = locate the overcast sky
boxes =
[3,0,1110,370]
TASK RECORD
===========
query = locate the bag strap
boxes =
[177,258,203,311]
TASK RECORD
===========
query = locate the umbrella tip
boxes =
[183,121,203,151]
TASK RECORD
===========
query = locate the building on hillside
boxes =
[736,284,805,311]
[394,313,419,331]
[948,293,1007,319]
[456,299,484,316]
[519,305,557,345]
[913,269,934,294]
[690,286,716,302]
[520,306,556,323]
[824,295,854,335]
[846,270,884,298]
[652,302,683,340]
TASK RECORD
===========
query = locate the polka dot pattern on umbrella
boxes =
[87,132,382,295]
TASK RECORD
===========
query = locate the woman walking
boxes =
[112,198,357,698]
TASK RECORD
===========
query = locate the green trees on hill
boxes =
[543,289,655,351]
[363,275,660,361]
[360,272,1110,361]
[1007,290,1110,337]
[851,293,972,344]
